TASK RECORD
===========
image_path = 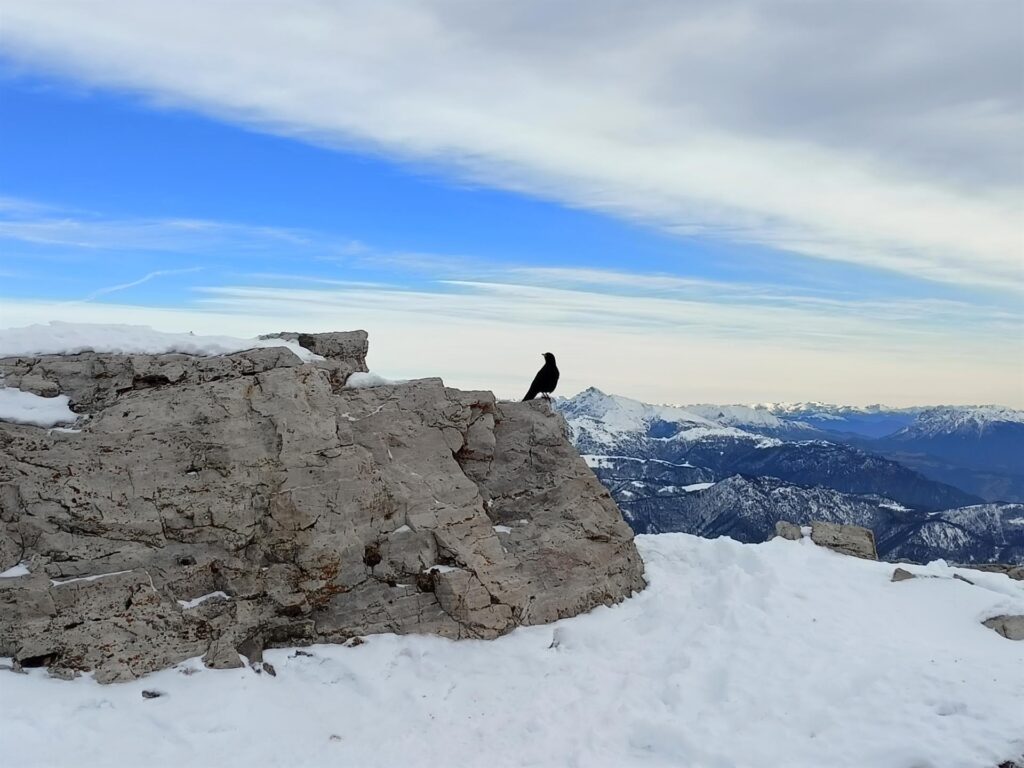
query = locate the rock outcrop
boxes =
[772,519,878,560]
[0,332,645,682]
[982,615,1024,641]
[774,520,880,561]
[808,520,878,560]
[774,520,803,541]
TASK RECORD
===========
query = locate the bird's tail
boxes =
[522,388,538,401]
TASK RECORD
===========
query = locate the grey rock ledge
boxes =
[0,331,645,682]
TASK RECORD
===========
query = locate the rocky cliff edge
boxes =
[0,331,645,682]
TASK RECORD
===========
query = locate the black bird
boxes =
[523,352,559,401]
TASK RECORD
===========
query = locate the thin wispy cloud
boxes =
[68,266,204,304]
[0,1,1019,290]
[0,212,317,253]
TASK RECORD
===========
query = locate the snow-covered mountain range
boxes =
[558,389,1024,564]
[892,405,1024,436]
[759,401,923,437]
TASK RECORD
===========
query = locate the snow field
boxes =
[2,534,1022,768]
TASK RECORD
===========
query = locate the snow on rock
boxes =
[50,570,134,587]
[426,564,462,574]
[178,592,231,610]
[0,322,321,362]
[2,534,1022,768]
[0,388,76,428]
[0,563,30,578]
[344,371,407,388]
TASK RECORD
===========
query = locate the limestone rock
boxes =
[809,521,878,560]
[259,331,369,363]
[774,521,803,541]
[891,567,915,582]
[982,615,1024,641]
[203,639,245,670]
[0,332,644,681]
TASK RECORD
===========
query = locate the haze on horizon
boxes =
[0,1,1021,407]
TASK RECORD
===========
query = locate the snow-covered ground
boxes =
[3,534,1022,768]
[0,321,319,361]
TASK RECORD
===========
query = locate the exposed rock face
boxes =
[0,332,644,682]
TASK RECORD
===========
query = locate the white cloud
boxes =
[0,0,1020,289]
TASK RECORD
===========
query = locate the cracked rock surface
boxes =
[0,332,645,682]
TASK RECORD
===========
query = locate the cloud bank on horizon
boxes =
[0,0,1021,406]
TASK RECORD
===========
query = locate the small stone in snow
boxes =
[891,568,916,582]
[982,615,1024,641]
[141,690,164,699]
[774,521,803,541]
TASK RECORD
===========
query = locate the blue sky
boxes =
[1,1,1021,406]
